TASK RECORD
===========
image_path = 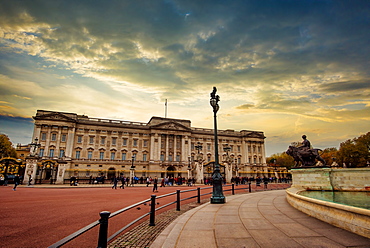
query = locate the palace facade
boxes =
[24,110,272,184]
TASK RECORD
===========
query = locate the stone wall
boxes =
[286,187,370,239]
[289,167,370,191]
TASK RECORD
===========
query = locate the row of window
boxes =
[40,132,262,154]
[39,148,260,164]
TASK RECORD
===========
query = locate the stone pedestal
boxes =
[290,167,370,191]
[24,157,38,185]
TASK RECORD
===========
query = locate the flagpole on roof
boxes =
[165,99,168,118]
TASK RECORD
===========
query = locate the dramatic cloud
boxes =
[0,0,369,155]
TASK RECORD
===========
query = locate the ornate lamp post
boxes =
[187,156,191,179]
[209,87,225,204]
[195,142,203,157]
[130,155,135,186]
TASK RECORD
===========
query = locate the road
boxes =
[0,185,213,247]
[0,183,289,247]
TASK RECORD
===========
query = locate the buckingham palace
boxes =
[24,110,269,184]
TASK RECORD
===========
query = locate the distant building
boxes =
[24,110,269,184]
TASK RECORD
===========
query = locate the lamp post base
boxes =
[210,174,225,204]
[210,196,226,204]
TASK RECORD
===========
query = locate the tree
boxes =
[267,152,294,169]
[321,147,338,166]
[337,132,370,167]
[0,134,17,158]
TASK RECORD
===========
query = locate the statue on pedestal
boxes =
[286,135,326,167]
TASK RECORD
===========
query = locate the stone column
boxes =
[33,125,42,142]
[165,135,169,161]
[156,134,161,161]
[150,133,156,161]
[181,136,186,161]
[261,141,266,165]
[66,126,75,158]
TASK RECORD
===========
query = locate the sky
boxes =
[0,0,369,157]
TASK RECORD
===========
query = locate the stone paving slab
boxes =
[151,190,370,248]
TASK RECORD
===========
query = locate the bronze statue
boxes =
[286,135,326,167]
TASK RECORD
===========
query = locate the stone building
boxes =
[24,110,269,184]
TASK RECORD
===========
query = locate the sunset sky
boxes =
[0,0,369,156]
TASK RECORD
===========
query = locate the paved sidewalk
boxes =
[151,190,370,248]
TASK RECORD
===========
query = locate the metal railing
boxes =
[48,183,288,248]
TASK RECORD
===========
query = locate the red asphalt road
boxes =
[0,183,289,248]
[0,185,213,248]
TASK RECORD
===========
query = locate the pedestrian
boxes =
[112,176,118,189]
[263,177,269,189]
[152,176,158,192]
[119,175,125,189]
[146,177,151,187]
[4,174,8,186]
[13,174,20,191]
[187,177,192,186]
[160,178,165,187]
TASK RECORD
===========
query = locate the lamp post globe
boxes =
[209,87,225,204]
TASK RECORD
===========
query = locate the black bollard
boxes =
[97,211,110,248]
[197,187,201,203]
[176,190,181,211]
[232,183,235,195]
[149,195,156,226]
[248,182,251,192]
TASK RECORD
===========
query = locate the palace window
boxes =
[112,137,117,146]
[143,154,147,161]
[143,140,148,147]
[89,136,94,144]
[59,149,65,158]
[101,137,106,145]
[75,151,80,159]
[41,133,46,141]
[160,154,165,161]
[111,152,115,160]
[99,151,104,159]
[61,134,67,142]
[122,152,127,160]
[39,149,44,157]
[123,138,128,146]
[88,151,92,159]
[168,155,173,161]
[77,136,83,143]
[176,155,180,162]
[49,149,54,157]
[51,133,57,141]
[133,139,138,147]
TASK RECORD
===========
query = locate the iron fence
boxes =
[48,183,287,248]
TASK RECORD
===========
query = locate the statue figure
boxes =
[286,135,326,167]
[210,87,217,99]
